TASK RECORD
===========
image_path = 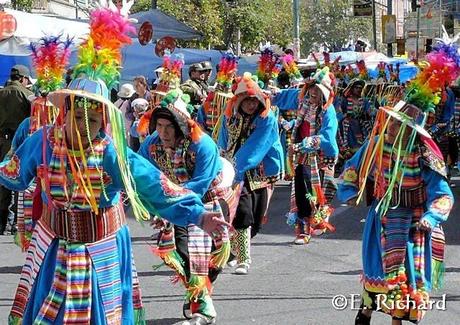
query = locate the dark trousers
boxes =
[0,138,13,231]
[173,199,229,283]
[294,164,313,220]
[233,185,268,238]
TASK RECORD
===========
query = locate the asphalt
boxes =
[0,179,459,325]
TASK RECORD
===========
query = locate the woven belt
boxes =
[391,184,427,208]
[41,204,126,243]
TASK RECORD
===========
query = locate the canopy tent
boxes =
[119,40,221,85]
[0,8,88,56]
[130,9,202,41]
[1,38,223,87]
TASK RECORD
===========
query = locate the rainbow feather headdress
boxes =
[47,0,151,222]
[216,52,238,91]
[28,35,73,133]
[256,47,281,87]
[158,51,184,90]
[281,54,302,84]
[404,26,460,113]
[356,60,369,81]
[29,35,73,96]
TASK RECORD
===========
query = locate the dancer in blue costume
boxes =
[138,89,233,325]
[286,66,339,245]
[1,2,228,324]
[218,72,283,275]
[338,29,459,323]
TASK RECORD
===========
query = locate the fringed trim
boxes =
[14,232,32,252]
[312,184,326,206]
[137,110,153,137]
[153,249,186,280]
[8,314,22,325]
[133,307,146,325]
[186,275,210,302]
[188,120,203,143]
[431,259,445,290]
[259,96,271,118]
[209,240,231,269]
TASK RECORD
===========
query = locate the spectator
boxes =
[0,65,34,235]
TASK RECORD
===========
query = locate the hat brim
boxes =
[48,89,114,110]
[117,90,135,99]
[343,79,365,96]
[381,107,431,139]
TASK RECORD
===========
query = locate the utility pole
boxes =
[151,0,157,9]
[387,0,393,57]
[439,0,442,37]
[372,0,378,51]
[293,0,301,60]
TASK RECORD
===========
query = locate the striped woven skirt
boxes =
[360,203,443,323]
[8,221,144,324]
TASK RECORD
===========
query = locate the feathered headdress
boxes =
[30,35,73,96]
[311,52,321,69]
[356,60,369,80]
[281,54,302,83]
[72,1,135,90]
[159,52,184,89]
[256,47,281,86]
[28,35,73,134]
[216,52,238,90]
[377,61,387,81]
[404,26,460,113]
[388,63,400,84]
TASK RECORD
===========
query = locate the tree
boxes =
[131,0,225,48]
[300,0,372,54]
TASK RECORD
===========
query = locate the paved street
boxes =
[0,179,459,325]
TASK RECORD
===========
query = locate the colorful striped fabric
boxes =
[86,235,122,323]
[10,221,55,320]
[47,127,109,211]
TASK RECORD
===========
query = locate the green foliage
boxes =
[130,0,372,56]
[300,0,372,53]
[8,0,34,12]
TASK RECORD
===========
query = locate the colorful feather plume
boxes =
[72,7,135,90]
[405,29,460,113]
[160,52,184,88]
[388,63,400,84]
[377,61,387,81]
[356,60,369,80]
[323,52,330,67]
[216,52,238,90]
[29,35,73,95]
[311,52,321,69]
[281,54,302,81]
[256,47,281,85]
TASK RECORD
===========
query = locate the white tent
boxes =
[0,9,89,56]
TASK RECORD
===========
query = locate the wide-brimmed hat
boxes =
[117,83,135,99]
[381,100,431,138]
[342,78,366,97]
[48,77,113,110]
[131,98,150,112]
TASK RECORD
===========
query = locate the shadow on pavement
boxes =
[0,266,22,274]
[146,318,183,325]
[262,181,460,245]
